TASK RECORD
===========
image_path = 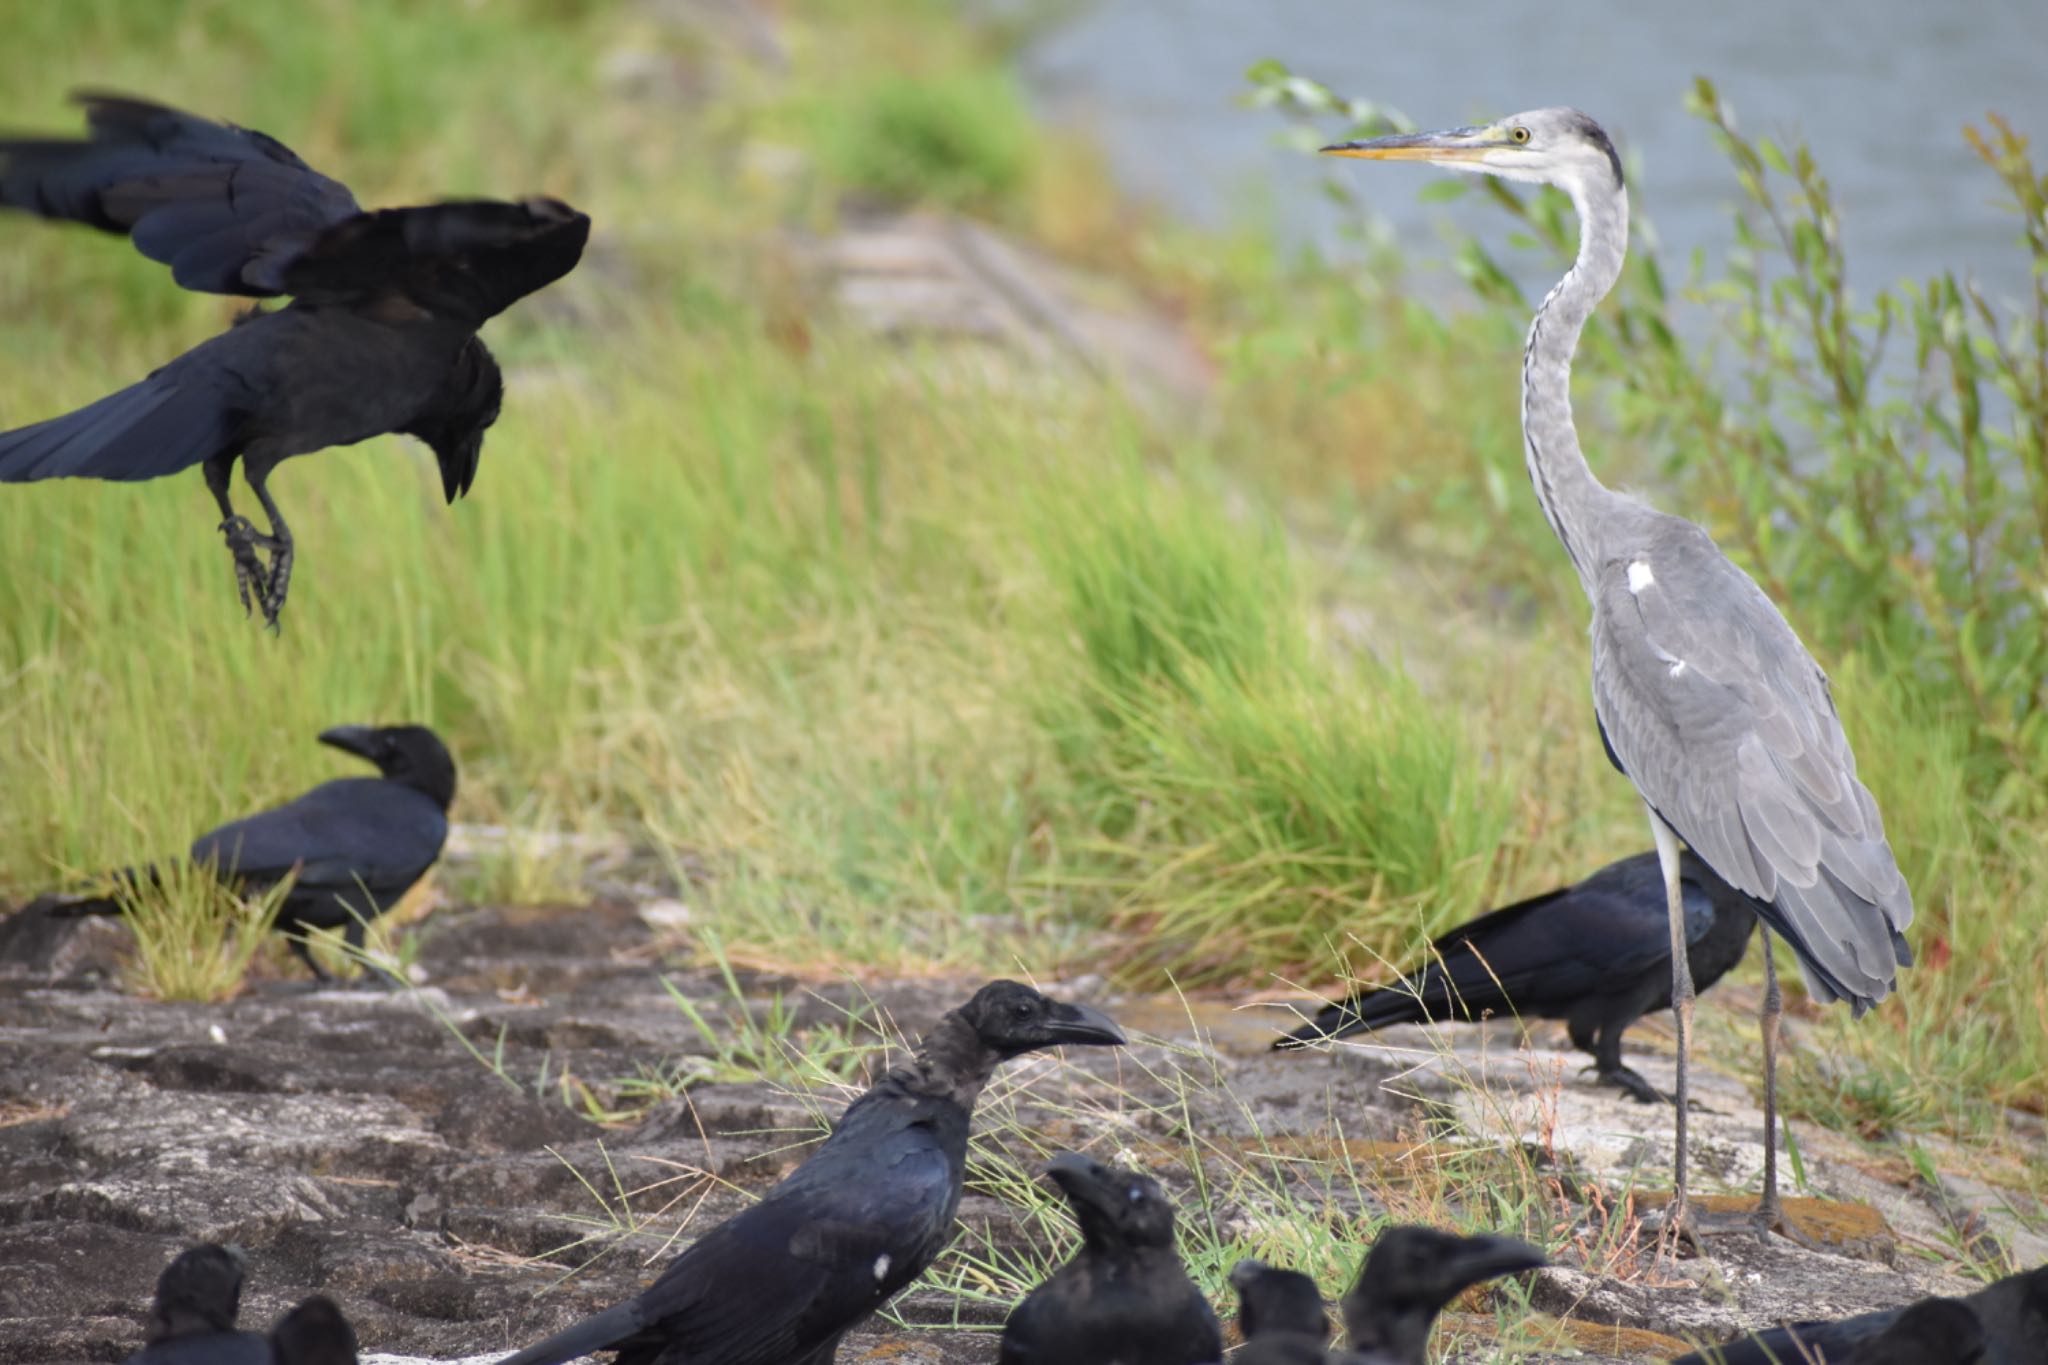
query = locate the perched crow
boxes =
[1229,1259,1333,1365]
[1841,1298,1986,1365]
[1276,850,1757,1103]
[496,980,1126,1365]
[1340,1226,1545,1365]
[998,1152,1221,1365]
[0,93,589,627]
[270,1295,360,1365]
[126,1243,270,1365]
[47,723,453,979]
[1670,1265,2046,1365]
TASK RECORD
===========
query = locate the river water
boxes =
[1023,0,2048,306]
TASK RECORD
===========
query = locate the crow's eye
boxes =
[1012,1001,1034,1018]
[1510,126,1531,144]
[1127,1186,1145,1204]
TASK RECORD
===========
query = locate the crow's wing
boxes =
[190,778,448,896]
[498,1122,955,1365]
[0,328,264,482]
[0,93,358,296]
[1589,516,1912,1009]
[1282,852,1715,1043]
[266,199,590,326]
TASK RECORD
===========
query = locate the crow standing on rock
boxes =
[42,723,453,979]
[0,93,589,627]
[1670,1264,2047,1365]
[1277,850,1758,1103]
[1228,1260,1333,1365]
[1340,1226,1546,1365]
[495,980,1126,1365]
[997,1152,1221,1365]
[125,1244,269,1365]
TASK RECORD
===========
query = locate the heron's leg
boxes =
[246,471,294,630]
[1649,809,1700,1255]
[203,457,269,616]
[1755,928,1789,1238]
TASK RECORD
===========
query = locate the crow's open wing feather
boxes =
[0,93,358,296]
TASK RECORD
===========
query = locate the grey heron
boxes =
[1322,109,1913,1244]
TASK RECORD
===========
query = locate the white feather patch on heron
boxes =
[1627,560,1655,593]
[873,1254,891,1281]
[1669,659,1688,678]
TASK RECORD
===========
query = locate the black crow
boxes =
[1229,1259,1333,1365]
[48,723,453,979]
[998,1152,1221,1365]
[1670,1265,2045,1365]
[1340,1226,1545,1365]
[495,980,1127,1365]
[0,93,589,627]
[125,1243,270,1365]
[270,1295,360,1365]
[1277,850,1757,1103]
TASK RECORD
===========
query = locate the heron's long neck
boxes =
[1521,176,1630,588]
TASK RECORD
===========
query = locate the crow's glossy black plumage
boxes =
[998,1153,1220,1365]
[124,1244,270,1365]
[48,724,453,979]
[270,1295,359,1365]
[1277,850,1758,1102]
[0,93,588,626]
[496,981,1126,1365]
[1340,1227,1545,1365]
[1229,1260,1332,1365]
[1670,1265,2045,1365]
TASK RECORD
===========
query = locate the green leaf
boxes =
[1416,178,1468,204]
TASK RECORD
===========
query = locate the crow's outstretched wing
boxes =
[0,93,359,296]
[0,329,263,482]
[269,199,590,325]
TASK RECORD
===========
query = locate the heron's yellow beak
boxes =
[1321,127,1498,164]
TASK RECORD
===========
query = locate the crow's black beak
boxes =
[1447,1234,1547,1288]
[1042,1000,1126,1047]
[1043,1151,1118,1207]
[317,725,383,763]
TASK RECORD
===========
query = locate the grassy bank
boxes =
[1,0,2042,1159]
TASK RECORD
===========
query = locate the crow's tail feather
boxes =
[0,367,240,483]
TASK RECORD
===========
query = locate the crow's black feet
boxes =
[219,515,272,618]
[1591,1063,1670,1105]
[218,516,290,629]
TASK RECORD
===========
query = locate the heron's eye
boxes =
[1511,126,1531,144]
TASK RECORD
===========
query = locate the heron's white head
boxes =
[1322,107,1623,197]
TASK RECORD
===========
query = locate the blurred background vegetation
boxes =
[0,0,2040,1147]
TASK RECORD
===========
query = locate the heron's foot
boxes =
[219,515,272,617]
[1741,1196,1822,1251]
[1640,1202,1706,1262]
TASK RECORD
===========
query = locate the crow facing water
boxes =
[46,723,453,979]
[1276,850,1757,1103]
[495,981,1126,1365]
[0,93,588,627]
[997,1153,1221,1365]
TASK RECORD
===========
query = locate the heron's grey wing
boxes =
[1587,518,1911,1010]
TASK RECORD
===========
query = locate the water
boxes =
[1023,0,2048,307]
